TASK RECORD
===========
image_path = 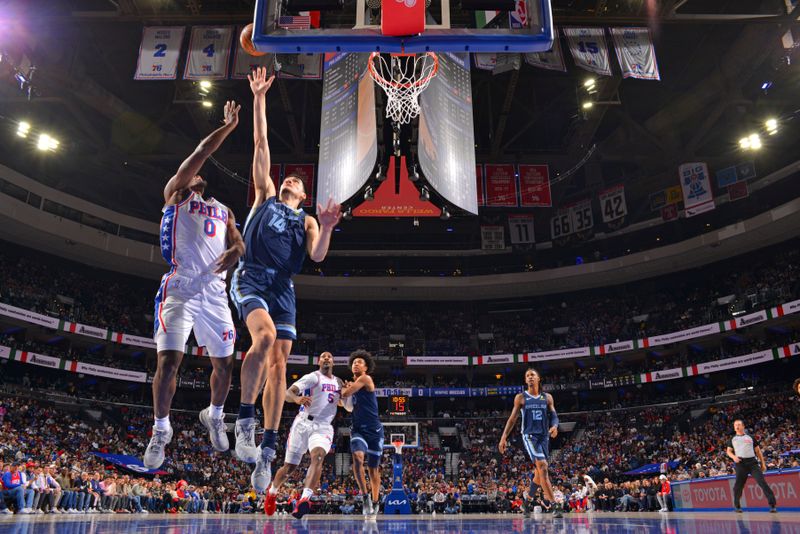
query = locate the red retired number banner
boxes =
[518,164,551,207]
[248,164,282,207]
[476,165,485,206]
[484,164,518,207]
[283,164,315,208]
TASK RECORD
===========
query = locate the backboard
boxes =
[251,0,553,53]
[382,422,420,450]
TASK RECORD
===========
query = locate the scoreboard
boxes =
[388,395,410,416]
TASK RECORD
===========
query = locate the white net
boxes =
[368,52,438,124]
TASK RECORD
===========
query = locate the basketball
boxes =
[240,23,267,57]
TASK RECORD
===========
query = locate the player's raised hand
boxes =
[498,436,508,454]
[222,100,241,128]
[317,198,342,229]
[248,67,275,96]
[549,425,558,439]
[296,395,312,407]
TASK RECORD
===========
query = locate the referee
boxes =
[725,419,777,513]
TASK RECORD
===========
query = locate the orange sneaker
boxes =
[264,489,277,516]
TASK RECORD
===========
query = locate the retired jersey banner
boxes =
[525,32,567,72]
[484,164,518,206]
[598,184,627,223]
[679,162,715,217]
[473,53,497,71]
[283,164,315,207]
[508,215,535,244]
[564,28,612,76]
[134,27,185,80]
[610,27,660,80]
[518,165,551,207]
[481,225,505,250]
[232,29,274,79]
[569,200,594,233]
[184,26,233,80]
[476,165,485,206]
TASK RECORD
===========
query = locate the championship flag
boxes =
[518,165,551,207]
[283,164,315,208]
[134,27,185,80]
[184,26,234,80]
[484,164,518,207]
[524,31,567,72]
[610,27,660,80]
[678,162,715,217]
[564,28,612,76]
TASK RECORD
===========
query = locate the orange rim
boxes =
[368,51,439,90]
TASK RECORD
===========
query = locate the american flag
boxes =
[278,15,311,30]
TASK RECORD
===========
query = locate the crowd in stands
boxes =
[1,241,798,358]
[1,382,798,516]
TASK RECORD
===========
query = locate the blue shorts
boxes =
[522,433,549,461]
[230,265,297,341]
[350,426,384,468]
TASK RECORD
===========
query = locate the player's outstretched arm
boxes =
[498,394,523,454]
[249,67,277,208]
[164,100,241,203]
[306,198,341,262]
[547,393,559,438]
[285,385,311,407]
[340,375,373,398]
[214,210,246,274]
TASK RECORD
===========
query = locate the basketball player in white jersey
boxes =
[143,101,246,469]
[263,352,347,519]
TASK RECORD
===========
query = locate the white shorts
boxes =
[284,416,334,465]
[153,271,235,358]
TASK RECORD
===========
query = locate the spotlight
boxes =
[765,118,778,135]
[584,78,596,89]
[36,133,58,151]
[739,137,751,149]
[202,101,213,108]
[199,80,212,89]
[748,133,761,150]
[582,101,593,110]
[17,121,30,138]
[364,186,374,201]
[761,81,772,91]
[419,186,430,202]
[440,206,451,220]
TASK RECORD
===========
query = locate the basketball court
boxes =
[2,512,799,533]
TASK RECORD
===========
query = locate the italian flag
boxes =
[638,372,653,383]
[515,353,529,364]
[58,319,78,333]
[188,346,205,356]
[475,10,500,28]
[106,331,124,343]
[633,338,650,349]
[719,319,737,332]
[767,305,785,320]
[10,348,29,363]
[590,345,605,357]
[59,359,79,372]
[772,346,791,359]
[683,364,699,377]
[470,356,484,366]
[236,351,246,361]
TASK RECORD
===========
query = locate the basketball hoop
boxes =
[391,439,405,455]
[368,52,439,124]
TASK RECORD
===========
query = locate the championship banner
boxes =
[184,26,233,80]
[231,28,274,79]
[0,302,59,329]
[58,319,107,340]
[508,215,535,244]
[283,164,315,208]
[524,32,567,72]
[476,165,485,206]
[609,28,660,80]
[134,27,185,80]
[484,164,518,206]
[598,184,627,223]
[563,28,612,76]
[89,452,166,475]
[518,164,551,207]
[679,162,715,217]
[481,225,506,250]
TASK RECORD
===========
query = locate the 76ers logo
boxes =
[222,329,235,341]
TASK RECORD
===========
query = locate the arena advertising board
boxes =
[672,469,800,511]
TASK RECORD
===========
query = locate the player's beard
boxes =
[190,179,208,194]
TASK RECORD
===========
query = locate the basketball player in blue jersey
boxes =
[144,101,245,469]
[340,350,383,521]
[231,67,341,492]
[498,368,562,519]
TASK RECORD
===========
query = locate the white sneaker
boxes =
[659,508,668,512]
[36,509,44,514]
[0,509,12,515]
[235,418,259,463]
[19,508,33,515]
[363,495,373,519]
[144,425,174,469]
[250,446,276,492]
[200,408,230,452]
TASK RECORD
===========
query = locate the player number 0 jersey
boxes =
[160,192,229,278]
